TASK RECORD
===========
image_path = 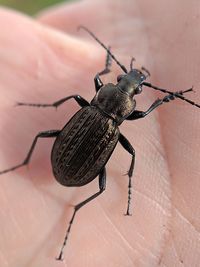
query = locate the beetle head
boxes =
[117,69,147,97]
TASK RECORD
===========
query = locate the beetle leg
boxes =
[98,46,112,76]
[143,82,200,108]
[94,74,104,92]
[57,167,106,261]
[94,46,112,92]
[0,130,60,175]
[126,89,193,120]
[17,95,90,109]
[119,133,135,216]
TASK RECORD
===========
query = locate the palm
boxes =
[0,1,200,266]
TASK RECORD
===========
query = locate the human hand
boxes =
[0,1,200,266]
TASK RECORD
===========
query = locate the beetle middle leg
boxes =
[119,133,135,216]
[94,46,112,92]
[17,95,90,109]
[57,167,106,261]
[0,130,60,175]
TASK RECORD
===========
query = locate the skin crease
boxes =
[0,0,200,266]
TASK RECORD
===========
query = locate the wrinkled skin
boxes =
[0,1,200,266]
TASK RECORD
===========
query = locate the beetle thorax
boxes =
[91,83,136,124]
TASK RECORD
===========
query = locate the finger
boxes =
[0,7,99,266]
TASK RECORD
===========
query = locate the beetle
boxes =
[0,26,200,261]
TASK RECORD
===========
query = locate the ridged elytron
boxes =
[1,26,200,261]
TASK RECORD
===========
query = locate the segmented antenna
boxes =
[78,26,128,73]
[143,82,200,108]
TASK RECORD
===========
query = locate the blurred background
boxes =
[0,0,68,15]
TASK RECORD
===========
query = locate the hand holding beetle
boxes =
[0,0,200,266]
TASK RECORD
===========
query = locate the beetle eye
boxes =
[117,75,125,82]
[135,86,142,94]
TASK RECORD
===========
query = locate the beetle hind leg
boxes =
[119,133,135,216]
[57,167,106,261]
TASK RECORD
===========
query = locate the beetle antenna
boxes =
[143,83,200,108]
[78,26,128,73]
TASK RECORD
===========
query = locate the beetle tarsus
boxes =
[16,95,90,109]
[57,168,106,260]
[56,253,64,261]
[0,130,60,175]
[119,133,135,216]
[98,46,112,76]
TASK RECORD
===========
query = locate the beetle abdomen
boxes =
[51,106,119,186]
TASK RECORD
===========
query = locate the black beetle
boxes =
[0,26,200,260]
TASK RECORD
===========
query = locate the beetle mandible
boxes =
[0,26,200,261]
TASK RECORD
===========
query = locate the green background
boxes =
[0,0,67,15]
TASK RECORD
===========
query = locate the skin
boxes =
[0,0,200,266]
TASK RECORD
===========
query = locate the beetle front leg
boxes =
[98,46,112,76]
[94,74,104,92]
[126,89,193,120]
[57,167,106,261]
[143,82,200,108]
[94,47,112,92]
[17,95,90,109]
[0,130,60,175]
[119,133,135,216]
